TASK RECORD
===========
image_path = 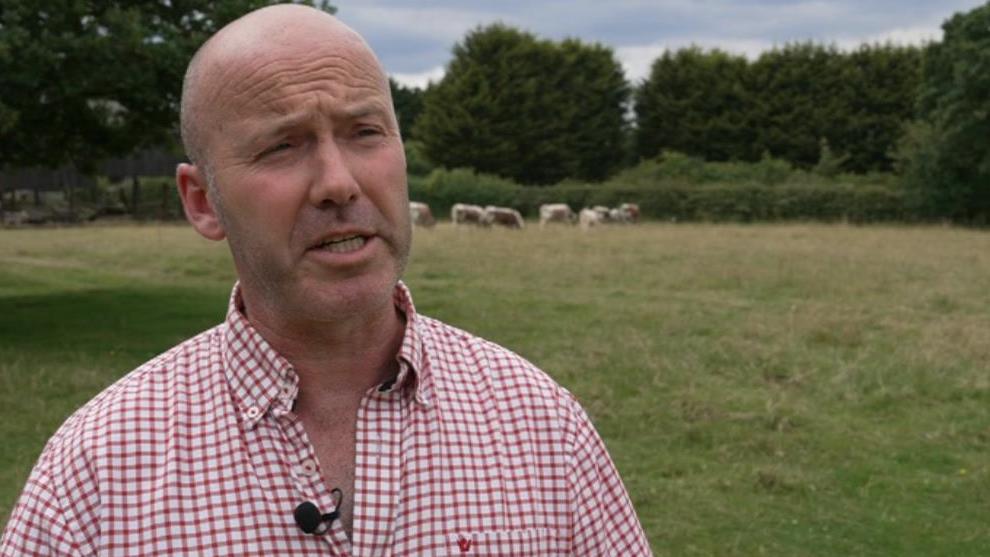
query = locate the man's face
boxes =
[199,35,411,324]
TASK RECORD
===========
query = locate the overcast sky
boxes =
[332,0,986,88]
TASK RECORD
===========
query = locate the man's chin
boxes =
[294,272,399,320]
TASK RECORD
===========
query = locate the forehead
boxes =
[200,26,391,133]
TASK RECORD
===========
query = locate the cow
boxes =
[592,203,640,224]
[608,207,628,223]
[619,203,640,222]
[482,205,525,229]
[451,203,486,226]
[409,201,436,228]
[579,207,603,230]
[591,205,612,222]
[538,203,576,227]
[1,210,28,227]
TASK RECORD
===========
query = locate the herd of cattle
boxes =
[408,202,640,230]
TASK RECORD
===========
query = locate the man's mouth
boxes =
[312,235,368,254]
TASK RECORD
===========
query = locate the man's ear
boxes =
[176,163,226,241]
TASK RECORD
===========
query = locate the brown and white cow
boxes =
[409,201,436,228]
[538,203,575,227]
[451,203,486,226]
[619,203,640,223]
[482,205,525,229]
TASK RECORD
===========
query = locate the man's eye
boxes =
[261,142,292,156]
[357,127,383,138]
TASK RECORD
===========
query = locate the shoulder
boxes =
[6,326,225,550]
[415,315,585,423]
[41,325,224,471]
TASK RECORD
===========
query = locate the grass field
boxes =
[1,222,989,555]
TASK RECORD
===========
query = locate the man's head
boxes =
[176,4,411,328]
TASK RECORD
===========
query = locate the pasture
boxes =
[1,222,988,555]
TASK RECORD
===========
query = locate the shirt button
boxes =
[245,406,261,419]
[300,459,319,476]
[281,384,294,399]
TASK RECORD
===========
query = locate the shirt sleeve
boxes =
[1,433,97,556]
[564,394,653,556]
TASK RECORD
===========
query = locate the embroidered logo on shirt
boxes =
[457,536,473,552]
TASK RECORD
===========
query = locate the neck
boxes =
[241,289,406,395]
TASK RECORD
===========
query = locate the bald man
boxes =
[1,5,650,556]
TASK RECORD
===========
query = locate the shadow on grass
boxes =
[0,285,229,364]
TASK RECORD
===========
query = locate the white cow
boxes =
[579,207,603,230]
[409,201,435,228]
[451,203,486,226]
[592,205,612,222]
[538,203,575,227]
[482,205,524,229]
[608,208,627,223]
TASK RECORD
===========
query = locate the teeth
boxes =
[319,236,366,254]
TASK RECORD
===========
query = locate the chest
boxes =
[296,395,362,534]
[95,384,574,555]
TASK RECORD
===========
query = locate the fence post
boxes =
[66,169,77,222]
[131,174,141,218]
[160,181,169,220]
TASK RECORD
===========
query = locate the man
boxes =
[1,5,650,555]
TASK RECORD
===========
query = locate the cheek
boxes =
[359,150,409,215]
[219,172,305,240]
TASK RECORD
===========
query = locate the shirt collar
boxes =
[220,280,432,428]
[392,281,432,406]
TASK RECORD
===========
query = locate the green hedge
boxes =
[409,168,909,223]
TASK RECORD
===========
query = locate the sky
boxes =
[332,0,987,88]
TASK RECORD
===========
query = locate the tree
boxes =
[389,78,424,141]
[557,38,629,181]
[896,3,990,222]
[635,42,920,173]
[415,24,629,185]
[634,47,751,162]
[746,43,851,168]
[0,1,336,174]
[842,43,921,172]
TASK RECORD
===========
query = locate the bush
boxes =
[409,168,522,219]
[406,156,908,223]
[610,151,812,188]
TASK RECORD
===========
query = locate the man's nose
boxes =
[309,139,360,207]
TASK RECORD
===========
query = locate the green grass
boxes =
[2,222,989,555]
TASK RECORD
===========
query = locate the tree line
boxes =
[2,1,988,222]
[397,2,990,223]
[398,34,924,178]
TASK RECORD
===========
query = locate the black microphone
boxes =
[294,488,343,535]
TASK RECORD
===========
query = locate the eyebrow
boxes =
[338,99,390,120]
[246,100,391,143]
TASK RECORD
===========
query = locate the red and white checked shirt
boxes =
[2,282,651,556]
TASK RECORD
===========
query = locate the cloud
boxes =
[616,38,774,83]
[344,5,511,43]
[836,25,943,50]
[340,0,981,85]
[390,66,446,89]
[615,18,947,84]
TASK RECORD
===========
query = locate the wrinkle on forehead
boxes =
[225,53,387,118]
[182,6,392,164]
